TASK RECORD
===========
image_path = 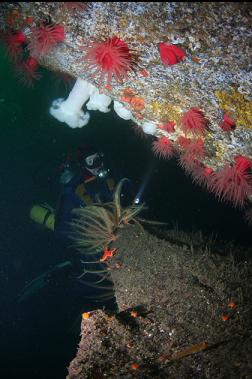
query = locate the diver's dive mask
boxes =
[85,152,104,169]
[84,152,110,179]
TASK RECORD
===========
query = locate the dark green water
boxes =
[0,46,251,378]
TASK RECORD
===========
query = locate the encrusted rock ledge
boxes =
[1,2,252,169]
[67,226,252,378]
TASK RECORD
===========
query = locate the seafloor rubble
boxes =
[67,225,252,378]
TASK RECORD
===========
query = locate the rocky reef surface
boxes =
[67,225,252,378]
[1,2,252,169]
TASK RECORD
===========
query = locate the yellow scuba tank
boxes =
[30,204,55,231]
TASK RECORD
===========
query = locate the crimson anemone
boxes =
[181,108,209,136]
[160,121,176,133]
[190,165,214,189]
[28,24,65,57]
[208,156,252,208]
[84,36,134,84]
[178,138,205,175]
[159,43,186,65]
[220,113,236,132]
[177,136,191,149]
[152,137,174,159]
[4,31,26,61]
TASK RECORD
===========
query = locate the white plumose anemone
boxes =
[49,78,96,128]
[113,101,133,120]
[86,91,112,113]
[142,121,157,136]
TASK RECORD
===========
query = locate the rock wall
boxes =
[67,226,252,378]
[1,2,252,172]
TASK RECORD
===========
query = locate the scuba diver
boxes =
[25,145,121,310]
[30,144,117,244]
[55,144,116,246]
[23,144,151,311]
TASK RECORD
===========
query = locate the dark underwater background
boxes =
[0,45,251,378]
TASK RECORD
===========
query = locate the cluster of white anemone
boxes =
[49,78,158,136]
[49,78,110,128]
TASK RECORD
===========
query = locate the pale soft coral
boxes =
[208,156,252,208]
[28,24,65,57]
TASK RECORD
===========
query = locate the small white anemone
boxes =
[86,91,112,113]
[113,101,133,120]
[49,78,96,128]
[142,121,157,136]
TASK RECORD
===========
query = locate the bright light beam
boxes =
[134,159,156,204]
